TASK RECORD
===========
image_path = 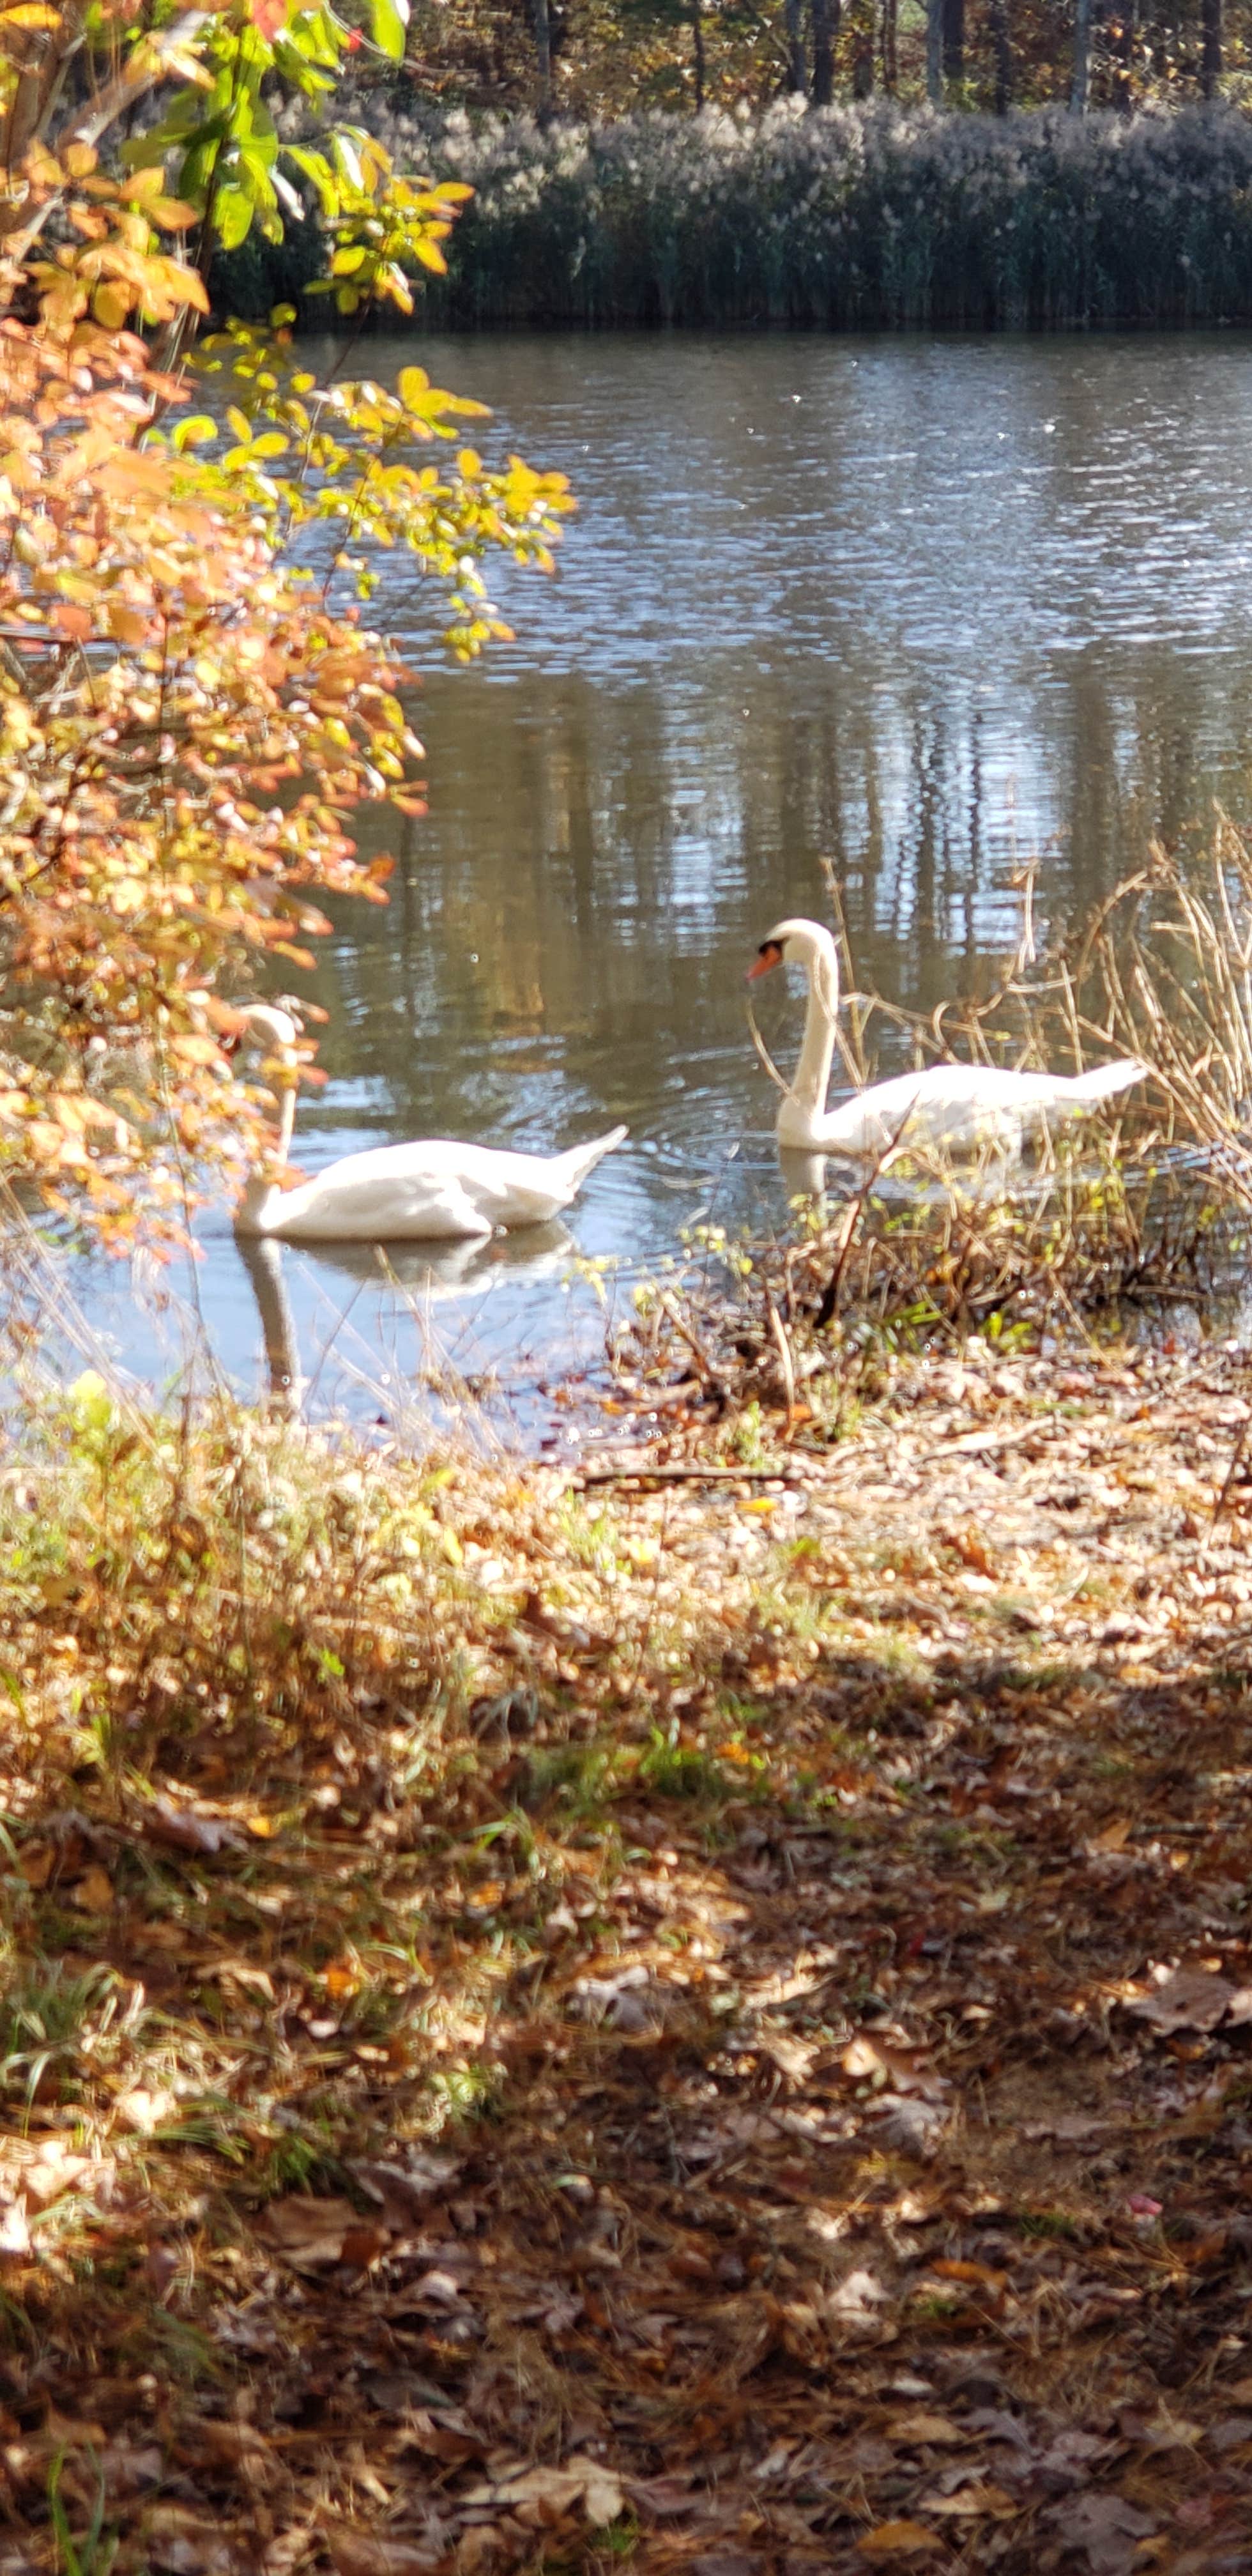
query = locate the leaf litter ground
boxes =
[2,1337,1252,2573]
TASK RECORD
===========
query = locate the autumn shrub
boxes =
[0,4,572,1255]
[314,96,1252,330]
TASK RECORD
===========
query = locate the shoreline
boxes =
[217,98,1252,336]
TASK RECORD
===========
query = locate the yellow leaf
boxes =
[857,2526,939,2561]
[1,5,63,26]
[92,280,133,330]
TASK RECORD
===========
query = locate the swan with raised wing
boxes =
[748,919,1147,1158]
[228,1005,627,1242]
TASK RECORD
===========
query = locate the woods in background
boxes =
[395,0,1248,120]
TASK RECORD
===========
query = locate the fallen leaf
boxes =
[1208,2416,1252,2453]
[15,2142,94,2207]
[885,2412,966,2446]
[920,2484,1016,2518]
[141,2503,237,2574]
[931,2258,1005,2291]
[262,2533,317,2576]
[147,1797,241,1856]
[116,2088,178,2135]
[625,2474,699,2518]
[15,1843,53,1889]
[870,2093,950,2152]
[462,2457,624,2527]
[349,2152,461,2217]
[70,1864,114,1913]
[857,2523,939,2560]
[0,2198,30,2257]
[1125,1968,1233,2034]
[1046,2493,1156,2575]
[261,2197,365,2269]
[319,2528,438,2575]
[825,2266,892,2324]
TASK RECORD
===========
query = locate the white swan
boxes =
[748,919,1147,1158]
[228,1005,627,1242]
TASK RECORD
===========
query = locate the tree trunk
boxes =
[533,0,553,119]
[812,0,837,104]
[852,0,874,95]
[990,0,1012,111]
[882,0,898,90]
[1112,0,1134,110]
[786,0,807,91]
[942,0,964,84]
[926,0,943,98]
[1202,0,1222,96]
[1071,0,1093,111]
[692,0,706,109]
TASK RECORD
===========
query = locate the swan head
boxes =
[220,1000,302,1061]
[748,919,840,1010]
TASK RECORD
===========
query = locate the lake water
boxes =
[65,332,1252,1430]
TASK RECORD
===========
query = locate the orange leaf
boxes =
[858,2526,939,2561]
[169,1034,227,1066]
[931,2257,1007,2290]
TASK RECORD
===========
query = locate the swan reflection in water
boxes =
[235,1223,575,1406]
[779,1147,832,1204]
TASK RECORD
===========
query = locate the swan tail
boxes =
[1063,1059,1149,1105]
[551,1124,629,1200]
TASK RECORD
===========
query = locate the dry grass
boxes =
[4,1334,1252,2569]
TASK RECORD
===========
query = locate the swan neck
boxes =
[274,1074,296,1169]
[236,1067,296,1238]
[788,944,838,1130]
[235,1176,282,1238]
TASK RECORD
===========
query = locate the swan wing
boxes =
[258,1130,627,1243]
[265,1143,503,1242]
[814,1061,1142,1158]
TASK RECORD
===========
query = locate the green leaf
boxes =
[283,143,339,214]
[367,0,409,61]
[214,186,255,249]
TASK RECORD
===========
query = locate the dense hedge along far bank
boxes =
[215,98,1252,332]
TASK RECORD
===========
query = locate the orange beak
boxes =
[747,942,782,983]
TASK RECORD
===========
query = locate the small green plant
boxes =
[636,1731,728,1802]
[726,1400,768,1467]
[0,1961,124,2112]
[48,2446,116,2576]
